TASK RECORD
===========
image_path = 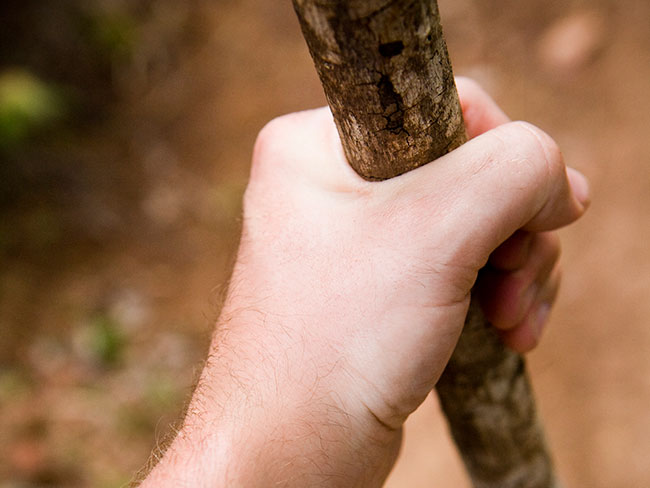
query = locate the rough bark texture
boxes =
[437,302,561,488]
[293,0,465,180]
[293,1,560,486]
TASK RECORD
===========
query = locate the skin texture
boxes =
[139,78,589,487]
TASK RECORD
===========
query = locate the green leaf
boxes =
[0,69,66,148]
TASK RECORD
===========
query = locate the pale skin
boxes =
[139,78,590,487]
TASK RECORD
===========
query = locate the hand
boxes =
[140,78,589,487]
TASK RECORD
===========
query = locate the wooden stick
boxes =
[292,1,560,486]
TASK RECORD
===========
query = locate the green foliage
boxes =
[84,10,137,61]
[0,69,66,149]
[82,313,126,368]
[0,369,31,404]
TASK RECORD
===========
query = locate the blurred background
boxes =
[0,0,648,486]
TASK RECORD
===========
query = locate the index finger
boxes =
[456,77,511,139]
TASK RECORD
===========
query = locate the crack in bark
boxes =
[376,74,409,136]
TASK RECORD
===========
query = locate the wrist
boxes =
[143,307,400,487]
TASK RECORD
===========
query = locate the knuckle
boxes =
[495,122,567,205]
[250,112,311,189]
[252,114,294,165]
[513,121,564,175]
[251,108,332,183]
[246,115,299,207]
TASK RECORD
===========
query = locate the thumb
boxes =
[384,121,589,265]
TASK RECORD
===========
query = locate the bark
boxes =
[437,302,560,488]
[293,1,560,486]
[293,0,465,180]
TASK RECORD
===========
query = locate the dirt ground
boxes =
[1,0,649,486]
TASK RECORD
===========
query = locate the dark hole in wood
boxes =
[378,40,404,57]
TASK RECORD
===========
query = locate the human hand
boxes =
[140,79,589,487]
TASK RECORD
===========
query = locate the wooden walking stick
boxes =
[292,1,561,487]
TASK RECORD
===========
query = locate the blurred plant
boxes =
[75,313,127,368]
[0,69,66,149]
[83,10,137,61]
[0,369,32,404]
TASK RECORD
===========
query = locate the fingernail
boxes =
[568,168,591,209]
[533,303,551,340]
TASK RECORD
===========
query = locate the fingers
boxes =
[456,77,510,138]
[487,230,533,271]
[499,265,561,353]
[476,232,560,330]
[385,121,589,268]
[477,232,561,353]
[252,78,512,193]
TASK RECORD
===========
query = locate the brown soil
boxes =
[2,0,649,486]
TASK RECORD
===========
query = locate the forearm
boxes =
[140,305,400,487]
